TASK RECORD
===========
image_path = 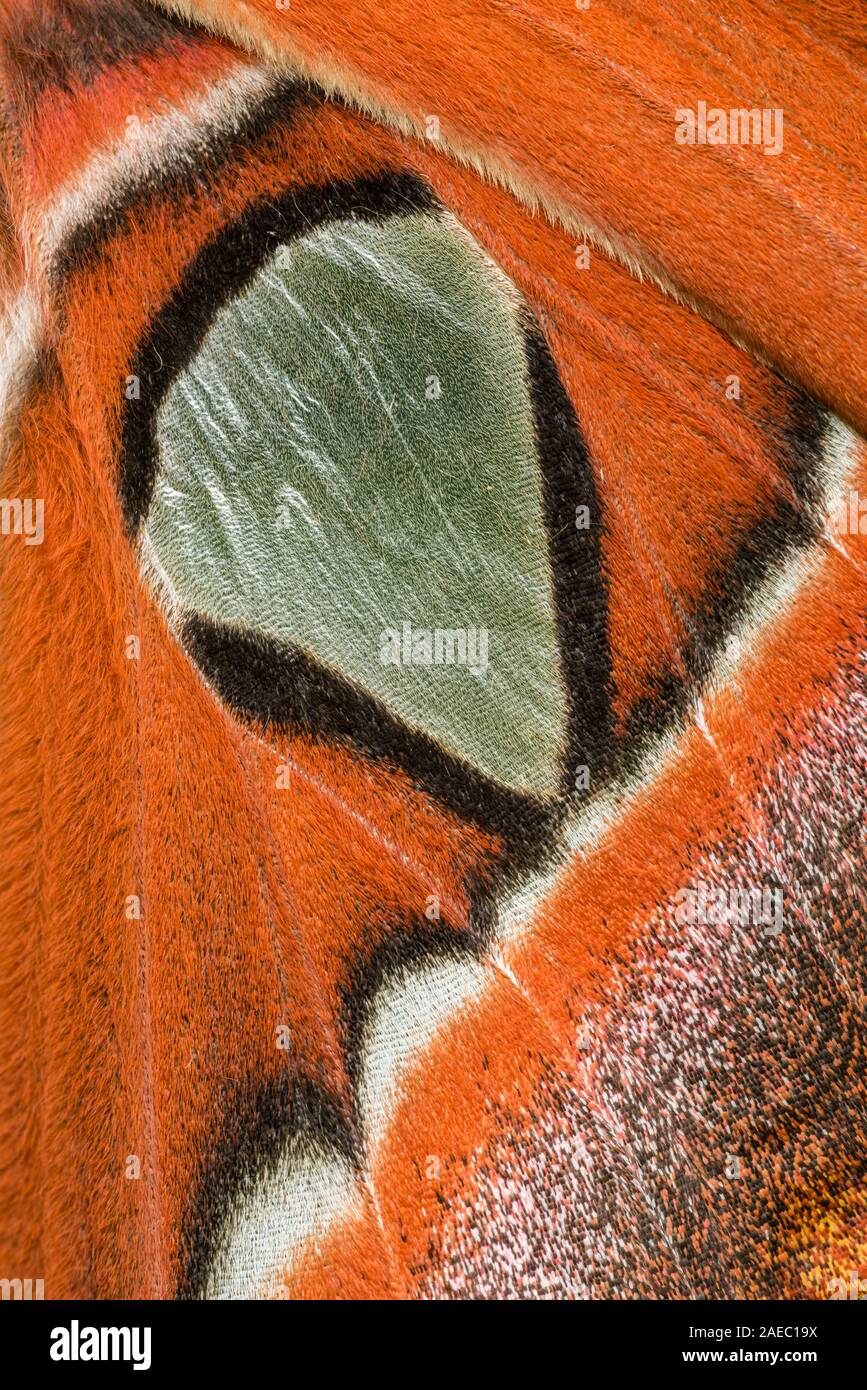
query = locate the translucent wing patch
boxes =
[148,211,569,795]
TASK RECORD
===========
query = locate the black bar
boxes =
[3,1297,861,1375]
